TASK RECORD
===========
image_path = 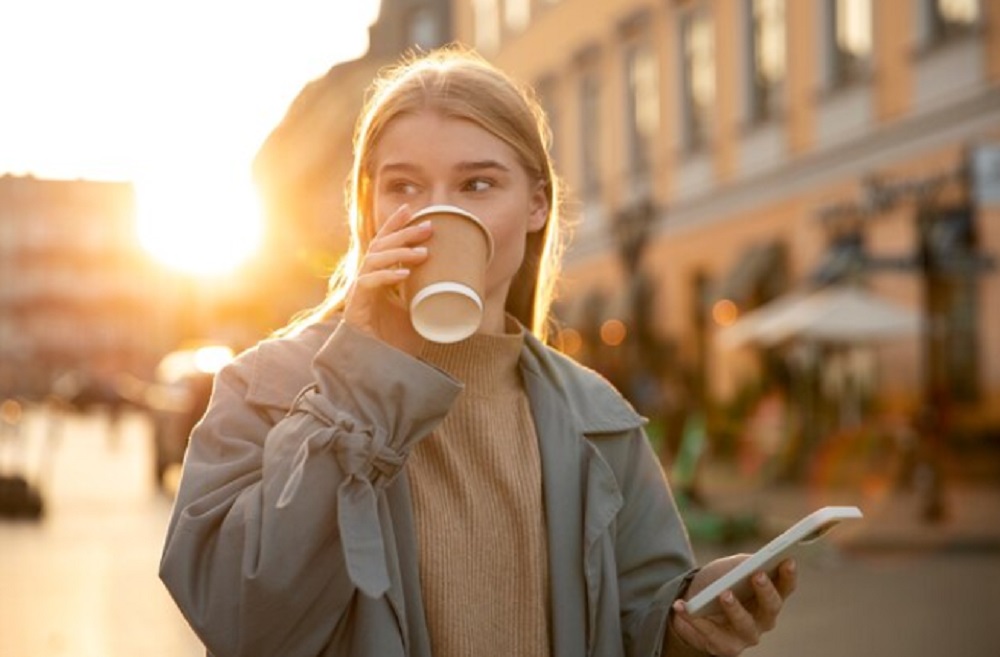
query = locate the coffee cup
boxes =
[403,205,494,343]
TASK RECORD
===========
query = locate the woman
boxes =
[160,46,796,657]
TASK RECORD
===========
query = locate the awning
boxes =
[716,240,786,306]
[717,285,924,348]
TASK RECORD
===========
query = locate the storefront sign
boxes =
[818,165,966,227]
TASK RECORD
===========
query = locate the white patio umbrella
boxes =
[718,286,924,348]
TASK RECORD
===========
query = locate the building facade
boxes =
[252,0,455,327]
[0,176,165,401]
[452,0,1000,440]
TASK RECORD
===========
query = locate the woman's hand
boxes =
[670,555,797,657]
[343,204,432,355]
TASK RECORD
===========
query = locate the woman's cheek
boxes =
[490,229,529,276]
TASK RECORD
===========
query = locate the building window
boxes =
[748,0,786,123]
[407,6,441,50]
[505,0,531,33]
[579,70,601,198]
[473,0,500,53]
[930,0,981,41]
[535,76,559,166]
[829,0,872,87]
[624,42,659,179]
[680,8,716,151]
[916,0,982,50]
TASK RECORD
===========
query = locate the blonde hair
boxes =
[281,45,567,341]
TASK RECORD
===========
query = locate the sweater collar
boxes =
[418,323,524,396]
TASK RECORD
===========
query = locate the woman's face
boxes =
[370,109,549,318]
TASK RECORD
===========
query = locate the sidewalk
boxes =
[690,460,1000,555]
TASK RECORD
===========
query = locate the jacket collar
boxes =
[242,319,645,436]
[520,330,645,435]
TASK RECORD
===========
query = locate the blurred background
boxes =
[1,1,998,655]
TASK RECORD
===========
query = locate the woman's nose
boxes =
[427,187,455,208]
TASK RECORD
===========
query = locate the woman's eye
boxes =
[387,180,419,195]
[463,178,494,193]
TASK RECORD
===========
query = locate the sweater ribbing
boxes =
[408,330,550,657]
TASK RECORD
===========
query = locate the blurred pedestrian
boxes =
[159,45,796,657]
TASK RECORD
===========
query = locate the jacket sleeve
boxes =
[159,322,461,657]
[612,429,709,657]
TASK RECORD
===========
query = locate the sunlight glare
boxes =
[136,174,265,277]
[0,0,382,277]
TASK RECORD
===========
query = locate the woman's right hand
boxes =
[343,204,432,355]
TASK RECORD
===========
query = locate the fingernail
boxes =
[393,268,410,276]
[673,600,685,613]
[418,220,432,230]
[413,246,428,256]
[755,572,767,586]
[722,591,735,604]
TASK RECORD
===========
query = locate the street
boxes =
[0,408,202,657]
[694,540,1000,657]
[1,408,998,656]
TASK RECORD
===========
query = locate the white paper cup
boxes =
[404,205,494,343]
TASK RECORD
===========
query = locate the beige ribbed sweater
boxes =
[409,330,550,657]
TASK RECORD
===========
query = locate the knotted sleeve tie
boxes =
[276,389,404,599]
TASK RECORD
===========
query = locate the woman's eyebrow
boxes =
[377,161,420,176]
[377,160,512,176]
[455,159,511,173]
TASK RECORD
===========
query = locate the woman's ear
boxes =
[527,180,550,233]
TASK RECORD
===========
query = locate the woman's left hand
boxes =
[670,555,797,657]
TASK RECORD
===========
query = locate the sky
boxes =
[0,0,381,274]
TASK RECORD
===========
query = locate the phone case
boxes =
[684,505,863,617]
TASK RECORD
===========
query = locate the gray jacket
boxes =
[160,320,704,657]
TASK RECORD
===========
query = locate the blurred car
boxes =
[147,344,234,491]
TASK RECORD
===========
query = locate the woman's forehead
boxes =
[371,111,521,173]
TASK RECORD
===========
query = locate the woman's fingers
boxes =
[355,243,429,296]
[672,598,755,657]
[353,267,410,291]
[359,208,432,284]
[775,558,798,599]
[369,219,433,255]
[360,246,428,276]
[343,204,435,354]
[369,204,432,255]
[720,590,763,646]
[374,203,414,238]
[354,205,432,291]
[749,569,785,630]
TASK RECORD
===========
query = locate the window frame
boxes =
[678,5,716,153]
[578,66,602,200]
[745,0,787,126]
[472,0,501,54]
[826,0,874,90]
[622,39,660,182]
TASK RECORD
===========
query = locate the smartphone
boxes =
[684,505,863,618]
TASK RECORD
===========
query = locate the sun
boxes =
[135,173,265,277]
[1,0,385,281]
